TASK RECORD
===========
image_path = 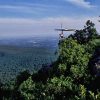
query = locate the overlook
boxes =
[0,20,100,100]
[0,0,100,99]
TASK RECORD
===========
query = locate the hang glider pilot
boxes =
[59,32,64,38]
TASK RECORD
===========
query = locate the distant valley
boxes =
[0,36,58,49]
[0,36,58,83]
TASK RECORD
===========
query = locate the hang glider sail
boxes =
[55,28,76,31]
[55,27,76,39]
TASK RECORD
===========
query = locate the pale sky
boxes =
[0,0,100,38]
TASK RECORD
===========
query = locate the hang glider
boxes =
[55,28,76,39]
[55,23,77,39]
[55,28,76,31]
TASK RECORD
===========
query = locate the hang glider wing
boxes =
[55,28,76,31]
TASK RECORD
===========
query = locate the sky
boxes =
[0,0,100,38]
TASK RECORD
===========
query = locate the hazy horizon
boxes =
[0,0,100,38]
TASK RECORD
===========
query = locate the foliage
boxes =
[58,38,91,82]
[45,76,75,99]
[69,20,99,44]
[0,46,56,83]
[19,77,35,100]
[15,70,31,88]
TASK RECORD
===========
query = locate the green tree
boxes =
[58,38,91,78]
[19,77,35,100]
[69,20,98,44]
